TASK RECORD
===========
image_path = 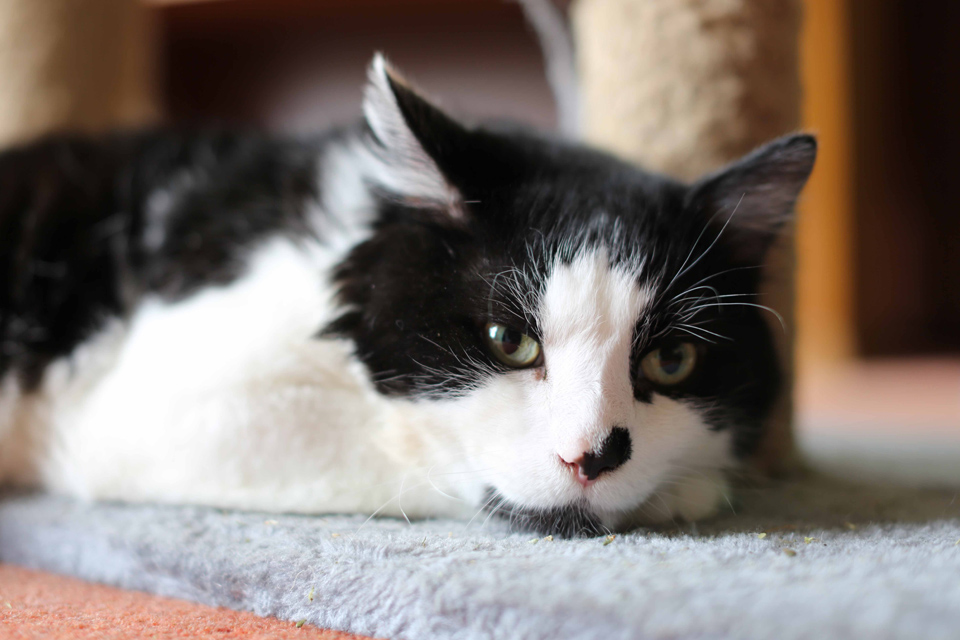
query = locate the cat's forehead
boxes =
[482,160,694,282]
[480,205,668,306]
[538,249,653,348]
[509,153,683,224]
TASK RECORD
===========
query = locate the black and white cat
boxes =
[0,55,815,536]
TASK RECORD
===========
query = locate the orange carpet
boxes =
[0,564,376,639]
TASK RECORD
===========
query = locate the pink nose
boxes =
[559,427,633,487]
[560,455,596,487]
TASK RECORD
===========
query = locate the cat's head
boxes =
[326,55,816,535]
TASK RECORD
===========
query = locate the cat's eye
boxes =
[639,342,698,386]
[483,323,542,368]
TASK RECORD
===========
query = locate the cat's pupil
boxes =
[660,346,685,374]
[500,328,523,355]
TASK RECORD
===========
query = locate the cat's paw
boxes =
[669,470,731,522]
[631,470,731,525]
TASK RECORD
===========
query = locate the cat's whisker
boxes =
[661,467,736,515]
[674,326,717,344]
[355,470,479,532]
[675,323,730,343]
[678,301,787,333]
[685,264,764,290]
[649,491,683,529]
[480,496,509,529]
[397,472,412,525]
[667,285,721,309]
[425,464,466,502]
[464,491,502,531]
[345,463,489,530]
[660,195,741,299]
[356,487,407,533]
[669,291,759,319]
[675,193,745,286]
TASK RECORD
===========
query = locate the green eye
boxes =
[483,323,542,368]
[640,342,698,386]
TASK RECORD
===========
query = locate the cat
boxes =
[0,55,815,537]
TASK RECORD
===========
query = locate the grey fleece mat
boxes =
[2,471,960,640]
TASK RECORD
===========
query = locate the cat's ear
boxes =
[361,53,470,212]
[686,134,817,264]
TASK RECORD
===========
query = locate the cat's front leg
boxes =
[41,340,472,522]
[629,469,732,525]
[40,339,372,510]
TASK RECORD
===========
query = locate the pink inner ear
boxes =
[688,135,816,266]
[359,54,459,208]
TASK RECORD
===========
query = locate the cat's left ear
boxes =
[686,134,817,264]
[361,53,473,212]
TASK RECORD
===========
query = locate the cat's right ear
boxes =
[360,53,472,214]
[686,134,817,265]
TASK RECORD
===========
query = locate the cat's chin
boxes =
[481,488,607,538]
[482,470,731,537]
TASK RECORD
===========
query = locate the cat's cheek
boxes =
[406,369,735,525]
[420,374,580,509]
[574,396,735,518]
[609,397,736,523]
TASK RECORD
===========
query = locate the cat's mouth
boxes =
[481,487,607,538]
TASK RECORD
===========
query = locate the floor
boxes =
[797,359,960,486]
[798,358,960,438]
[0,565,371,640]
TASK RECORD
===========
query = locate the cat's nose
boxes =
[559,427,632,487]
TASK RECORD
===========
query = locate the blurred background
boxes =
[1,0,957,476]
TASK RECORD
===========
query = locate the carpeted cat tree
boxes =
[571,0,803,475]
[3,3,960,640]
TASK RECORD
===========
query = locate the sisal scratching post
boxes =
[0,0,160,148]
[571,0,803,475]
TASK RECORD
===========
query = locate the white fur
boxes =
[360,54,461,212]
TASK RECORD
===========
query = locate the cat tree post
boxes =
[0,0,159,147]
[571,0,804,474]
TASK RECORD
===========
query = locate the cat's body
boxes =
[0,57,815,536]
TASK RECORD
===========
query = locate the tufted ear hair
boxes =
[361,53,474,212]
[686,134,817,265]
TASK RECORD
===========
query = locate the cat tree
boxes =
[571,0,804,474]
[0,0,157,147]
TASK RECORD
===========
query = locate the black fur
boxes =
[481,487,606,538]
[0,129,326,390]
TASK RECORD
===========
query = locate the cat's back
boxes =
[0,129,328,387]
[0,128,355,490]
